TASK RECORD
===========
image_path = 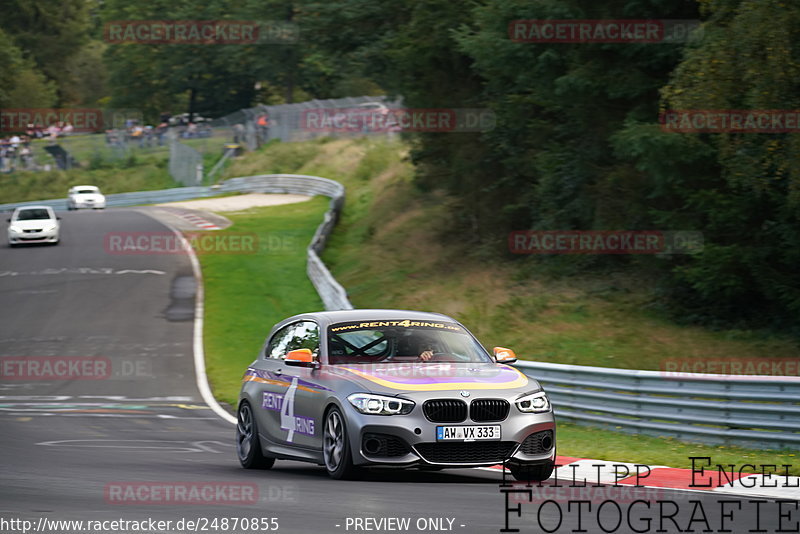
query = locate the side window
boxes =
[285,321,320,356]
[266,324,295,360]
[264,321,320,360]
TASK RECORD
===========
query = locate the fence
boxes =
[169,134,204,186]
[515,360,800,451]
[1,96,398,181]
[208,95,402,146]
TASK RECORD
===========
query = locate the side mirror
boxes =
[6,219,9,223]
[493,347,517,364]
[285,348,317,367]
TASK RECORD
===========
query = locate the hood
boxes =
[12,219,58,230]
[327,362,530,395]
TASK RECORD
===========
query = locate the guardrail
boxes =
[515,360,800,451]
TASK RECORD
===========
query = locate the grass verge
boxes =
[199,197,328,407]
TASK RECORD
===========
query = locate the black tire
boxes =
[323,406,361,480]
[509,460,555,482]
[236,401,275,469]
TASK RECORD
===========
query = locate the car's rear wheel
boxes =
[236,401,275,469]
[323,406,360,480]
[509,460,555,482]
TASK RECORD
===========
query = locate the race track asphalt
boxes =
[0,209,791,534]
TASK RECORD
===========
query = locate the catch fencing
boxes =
[515,360,800,451]
[169,134,204,186]
[208,95,402,146]
[165,95,400,187]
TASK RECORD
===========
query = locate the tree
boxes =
[0,0,91,105]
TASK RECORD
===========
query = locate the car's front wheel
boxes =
[323,406,360,480]
[236,401,275,469]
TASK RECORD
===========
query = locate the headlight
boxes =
[347,393,414,415]
[9,226,22,234]
[42,225,57,232]
[515,391,551,413]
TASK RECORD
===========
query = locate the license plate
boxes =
[436,425,501,441]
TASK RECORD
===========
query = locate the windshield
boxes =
[15,209,52,221]
[76,188,98,194]
[327,320,492,364]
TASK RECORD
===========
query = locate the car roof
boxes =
[72,185,99,190]
[279,309,458,329]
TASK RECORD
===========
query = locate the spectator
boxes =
[130,124,144,146]
[185,122,198,138]
[156,122,168,146]
[47,123,61,144]
[1,137,17,172]
[232,123,245,144]
[0,138,9,172]
[19,143,33,170]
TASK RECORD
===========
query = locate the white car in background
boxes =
[67,185,106,210]
[7,206,60,246]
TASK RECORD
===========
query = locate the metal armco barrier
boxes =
[515,360,800,450]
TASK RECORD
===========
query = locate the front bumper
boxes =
[342,397,556,468]
[73,200,105,209]
[8,229,59,244]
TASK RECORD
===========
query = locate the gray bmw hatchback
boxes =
[236,309,555,480]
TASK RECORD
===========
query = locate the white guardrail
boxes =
[4,177,797,450]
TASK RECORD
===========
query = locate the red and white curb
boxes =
[484,457,800,500]
[179,212,220,230]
